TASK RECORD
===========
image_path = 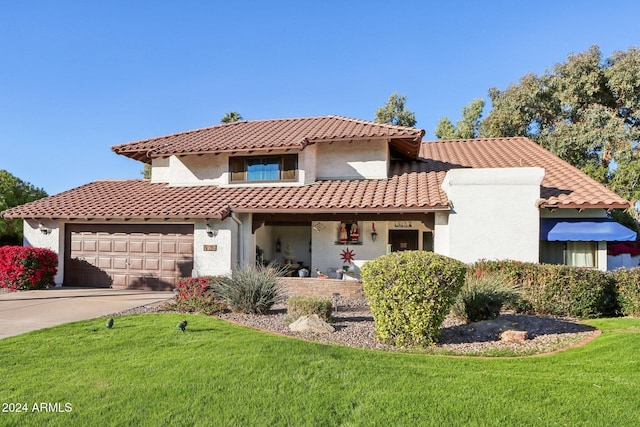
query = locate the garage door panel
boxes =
[161,259,176,271]
[83,240,97,252]
[112,257,128,270]
[145,241,160,253]
[145,258,160,270]
[112,274,128,287]
[71,240,82,252]
[178,242,193,254]
[98,240,112,252]
[161,241,177,253]
[65,224,193,290]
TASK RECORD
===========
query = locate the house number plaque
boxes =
[203,245,217,251]
[394,221,413,228]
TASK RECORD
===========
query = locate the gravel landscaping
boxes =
[113,296,599,356]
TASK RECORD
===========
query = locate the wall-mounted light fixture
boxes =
[206,222,217,237]
[371,222,377,242]
[38,223,50,235]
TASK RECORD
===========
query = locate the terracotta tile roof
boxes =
[2,137,629,221]
[420,137,630,209]
[112,116,425,162]
[1,172,449,221]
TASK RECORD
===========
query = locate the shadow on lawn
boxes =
[439,314,597,344]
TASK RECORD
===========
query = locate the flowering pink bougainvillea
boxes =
[608,242,640,257]
[0,246,57,291]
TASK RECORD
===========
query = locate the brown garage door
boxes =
[64,224,193,290]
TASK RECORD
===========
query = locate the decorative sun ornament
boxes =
[340,248,356,264]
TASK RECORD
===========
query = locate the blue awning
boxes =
[541,218,637,242]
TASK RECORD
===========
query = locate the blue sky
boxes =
[2,1,639,195]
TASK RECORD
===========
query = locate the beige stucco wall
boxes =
[439,167,544,264]
[152,154,228,186]
[315,139,388,180]
[149,139,391,187]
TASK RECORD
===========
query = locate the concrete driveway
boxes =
[0,288,174,339]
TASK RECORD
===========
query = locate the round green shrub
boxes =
[286,296,332,322]
[361,251,466,347]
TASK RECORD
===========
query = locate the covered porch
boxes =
[251,212,436,279]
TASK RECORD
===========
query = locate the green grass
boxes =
[1,315,639,426]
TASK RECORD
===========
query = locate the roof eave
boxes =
[231,206,450,215]
[539,201,631,210]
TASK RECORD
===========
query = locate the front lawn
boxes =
[1,314,639,426]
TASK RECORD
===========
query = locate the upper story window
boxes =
[230,154,298,183]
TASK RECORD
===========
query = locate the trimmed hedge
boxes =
[611,267,640,317]
[471,260,617,318]
[362,251,466,347]
[0,246,57,291]
[286,296,332,322]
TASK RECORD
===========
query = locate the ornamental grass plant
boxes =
[451,270,521,323]
[216,264,285,314]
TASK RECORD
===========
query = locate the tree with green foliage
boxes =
[220,111,244,124]
[375,92,416,127]
[0,170,47,245]
[435,98,485,139]
[478,45,640,202]
[142,163,151,179]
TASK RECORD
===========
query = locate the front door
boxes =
[388,230,419,252]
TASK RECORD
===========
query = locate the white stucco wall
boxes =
[315,139,388,180]
[193,218,237,277]
[23,219,65,285]
[150,157,170,183]
[439,167,544,264]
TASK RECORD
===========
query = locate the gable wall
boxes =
[149,138,390,186]
[315,139,388,180]
[438,167,544,264]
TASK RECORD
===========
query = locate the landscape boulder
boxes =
[500,330,529,343]
[289,314,335,334]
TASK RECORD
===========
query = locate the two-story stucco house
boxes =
[2,116,636,289]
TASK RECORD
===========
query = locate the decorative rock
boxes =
[500,330,529,343]
[289,314,335,334]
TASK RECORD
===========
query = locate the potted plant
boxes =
[298,268,309,278]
